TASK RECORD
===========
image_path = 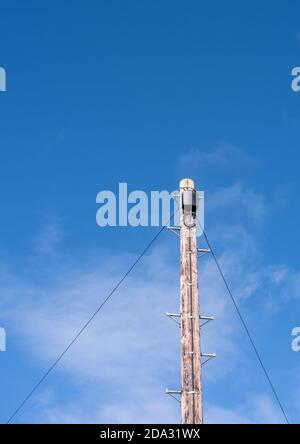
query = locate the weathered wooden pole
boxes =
[179,178,203,424]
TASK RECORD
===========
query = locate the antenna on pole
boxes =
[166,178,215,424]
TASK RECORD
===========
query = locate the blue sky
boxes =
[1,0,300,423]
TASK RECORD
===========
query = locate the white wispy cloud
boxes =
[0,176,295,424]
[179,143,254,170]
[207,183,267,223]
[205,394,284,424]
[33,217,65,256]
[1,231,287,423]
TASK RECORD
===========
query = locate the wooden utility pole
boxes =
[179,178,203,424]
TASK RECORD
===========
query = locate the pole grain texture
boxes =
[179,178,203,424]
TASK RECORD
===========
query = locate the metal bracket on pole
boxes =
[167,226,180,236]
[200,315,214,327]
[201,352,216,366]
[166,312,181,326]
[197,248,211,258]
[166,312,214,327]
[165,389,182,404]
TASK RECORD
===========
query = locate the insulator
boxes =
[182,190,197,218]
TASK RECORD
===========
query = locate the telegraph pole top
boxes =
[179,178,196,190]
